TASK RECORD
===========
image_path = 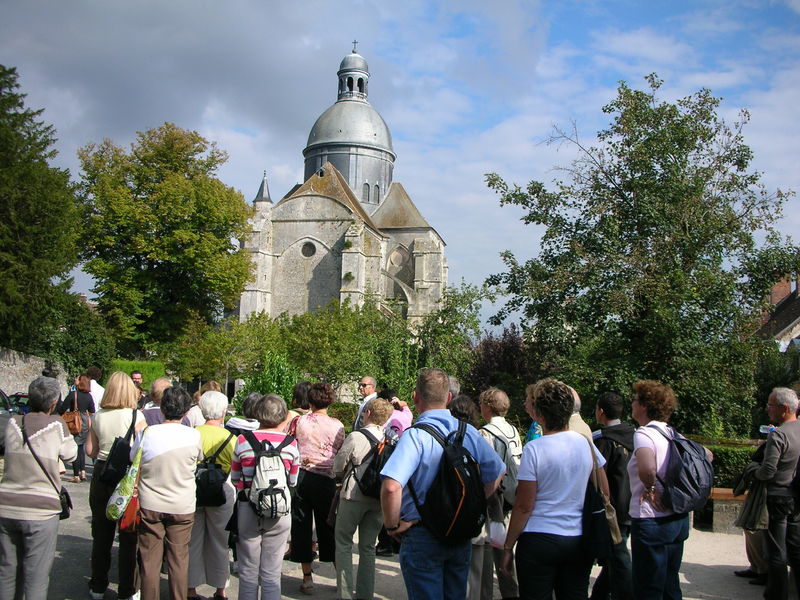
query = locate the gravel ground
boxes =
[1,457,795,600]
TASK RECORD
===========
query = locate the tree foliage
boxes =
[486,74,800,436]
[78,123,254,354]
[159,283,486,405]
[0,65,81,352]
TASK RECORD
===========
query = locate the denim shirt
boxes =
[380,409,505,522]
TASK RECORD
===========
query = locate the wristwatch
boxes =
[386,524,400,532]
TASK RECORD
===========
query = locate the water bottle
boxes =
[760,424,776,434]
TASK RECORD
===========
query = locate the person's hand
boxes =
[641,488,665,512]
[387,519,416,540]
[500,546,514,577]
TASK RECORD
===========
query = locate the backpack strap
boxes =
[481,424,510,462]
[359,427,381,447]
[242,429,264,454]
[407,421,464,516]
[205,431,235,464]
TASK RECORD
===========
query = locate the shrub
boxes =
[327,401,359,433]
[234,351,301,414]
[108,359,165,389]
[705,443,757,488]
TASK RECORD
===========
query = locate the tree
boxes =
[0,65,80,352]
[486,74,800,436]
[78,123,253,353]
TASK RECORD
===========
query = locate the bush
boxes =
[704,442,758,488]
[327,401,359,433]
[108,359,166,389]
[234,351,301,414]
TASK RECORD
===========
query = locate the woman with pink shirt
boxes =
[230,394,300,600]
[289,382,345,594]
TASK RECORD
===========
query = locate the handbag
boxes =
[21,415,72,519]
[581,437,622,559]
[99,409,137,486]
[62,390,82,435]
[106,431,144,521]
[119,491,141,532]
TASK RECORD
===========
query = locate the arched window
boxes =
[362,183,370,203]
[339,78,344,92]
[347,77,354,92]
[374,184,380,202]
[357,78,364,93]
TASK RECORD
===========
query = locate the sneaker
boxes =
[120,593,140,600]
[300,577,314,595]
[89,592,106,600]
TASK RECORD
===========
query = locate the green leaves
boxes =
[78,122,254,353]
[486,74,798,436]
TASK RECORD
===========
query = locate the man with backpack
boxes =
[380,368,505,600]
[754,387,800,600]
[478,387,522,600]
[591,392,635,600]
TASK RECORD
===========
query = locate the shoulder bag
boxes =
[21,415,72,519]
[581,437,622,560]
[99,409,138,486]
[62,390,82,435]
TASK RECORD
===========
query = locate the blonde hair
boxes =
[479,387,510,416]
[101,371,139,410]
[365,398,393,426]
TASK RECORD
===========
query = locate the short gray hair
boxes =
[28,376,61,412]
[199,390,229,420]
[773,387,799,414]
[448,376,461,398]
[252,393,288,428]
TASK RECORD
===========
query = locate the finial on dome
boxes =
[352,39,358,53]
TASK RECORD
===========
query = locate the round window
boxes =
[389,247,409,267]
[301,242,316,257]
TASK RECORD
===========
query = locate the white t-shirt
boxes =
[518,430,605,536]
[627,421,673,519]
[90,380,105,413]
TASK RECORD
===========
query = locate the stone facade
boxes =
[239,50,447,323]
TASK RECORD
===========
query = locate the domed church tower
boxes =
[240,46,447,322]
[303,50,395,213]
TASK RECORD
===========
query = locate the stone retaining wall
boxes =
[0,347,68,397]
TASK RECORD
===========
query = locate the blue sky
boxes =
[2,0,798,325]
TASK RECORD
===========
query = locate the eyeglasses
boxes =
[358,382,373,388]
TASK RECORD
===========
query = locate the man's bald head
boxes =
[150,377,171,404]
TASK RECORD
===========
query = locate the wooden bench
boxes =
[708,487,745,534]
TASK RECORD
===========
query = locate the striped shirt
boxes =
[230,430,300,490]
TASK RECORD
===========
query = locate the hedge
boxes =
[108,359,166,390]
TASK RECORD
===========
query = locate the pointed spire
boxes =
[254,170,272,204]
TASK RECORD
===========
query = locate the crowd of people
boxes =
[2,365,798,600]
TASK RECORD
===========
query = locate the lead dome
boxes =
[303,50,395,210]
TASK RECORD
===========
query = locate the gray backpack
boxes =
[481,423,521,512]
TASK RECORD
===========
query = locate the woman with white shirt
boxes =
[501,378,609,599]
[627,380,688,600]
[333,397,394,600]
[134,386,202,600]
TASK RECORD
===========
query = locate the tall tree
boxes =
[0,65,81,353]
[78,123,253,353]
[486,74,799,436]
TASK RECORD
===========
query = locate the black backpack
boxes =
[352,428,396,499]
[196,431,235,507]
[648,425,713,514]
[409,421,487,546]
[98,409,137,486]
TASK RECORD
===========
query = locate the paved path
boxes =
[12,464,797,599]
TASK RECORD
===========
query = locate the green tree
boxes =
[486,74,799,437]
[78,123,253,353]
[0,65,80,352]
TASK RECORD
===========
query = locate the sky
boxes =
[2,0,799,326]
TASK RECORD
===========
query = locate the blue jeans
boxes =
[399,525,471,600]
[514,532,589,600]
[631,514,689,600]
[764,495,800,600]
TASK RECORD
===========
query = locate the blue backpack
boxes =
[648,425,713,514]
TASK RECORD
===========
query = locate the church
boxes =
[239,48,447,323]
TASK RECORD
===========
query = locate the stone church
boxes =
[239,49,447,322]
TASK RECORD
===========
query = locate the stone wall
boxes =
[0,347,68,397]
